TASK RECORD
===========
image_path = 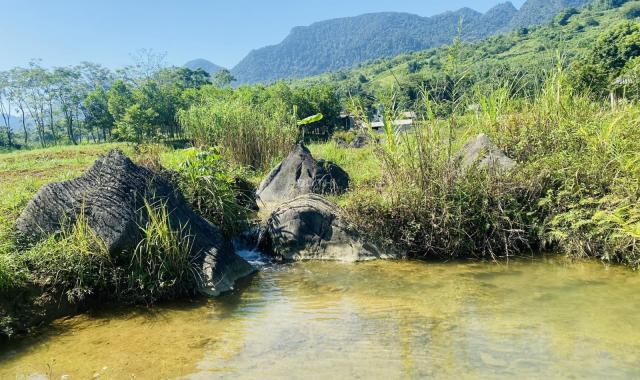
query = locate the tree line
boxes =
[0,55,214,148]
[0,50,343,151]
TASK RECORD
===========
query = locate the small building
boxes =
[369,112,415,133]
[338,112,358,130]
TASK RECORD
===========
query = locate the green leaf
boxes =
[297,113,323,126]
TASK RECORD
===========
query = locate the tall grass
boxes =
[178,90,298,170]
[24,207,112,303]
[173,149,253,237]
[473,67,640,266]
[126,199,198,303]
[347,90,533,259]
[344,63,640,266]
[22,200,200,305]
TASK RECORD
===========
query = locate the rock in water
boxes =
[457,133,516,172]
[15,150,255,296]
[256,143,349,208]
[260,194,388,262]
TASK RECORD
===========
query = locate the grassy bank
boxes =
[0,143,258,336]
[307,70,640,266]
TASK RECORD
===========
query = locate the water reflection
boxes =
[1,257,639,379]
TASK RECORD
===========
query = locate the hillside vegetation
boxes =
[231,0,589,83]
[299,0,638,104]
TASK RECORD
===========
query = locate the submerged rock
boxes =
[259,194,389,262]
[15,149,255,296]
[457,133,516,172]
[256,143,349,209]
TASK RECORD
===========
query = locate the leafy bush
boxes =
[332,131,357,145]
[173,148,253,236]
[555,8,579,26]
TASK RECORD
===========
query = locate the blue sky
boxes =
[1,0,526,70]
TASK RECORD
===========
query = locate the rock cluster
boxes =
[256,143,384,262]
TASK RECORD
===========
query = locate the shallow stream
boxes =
[1,255,639,379]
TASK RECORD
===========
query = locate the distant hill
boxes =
[298,0,625,97]
[1,114,30,132]
[466,2,519,39]
[231,0,590,83]
[184,59,225,75]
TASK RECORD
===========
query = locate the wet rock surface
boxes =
[259,194,388,262]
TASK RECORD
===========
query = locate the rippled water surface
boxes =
[1,256,639,379]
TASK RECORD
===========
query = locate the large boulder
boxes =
[15,150,255,296]
[259,194,390,262]
[256,143,349,209]
[457,133,516,172]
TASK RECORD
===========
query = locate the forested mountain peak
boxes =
[230,0,590,84]
[508,0,590,28]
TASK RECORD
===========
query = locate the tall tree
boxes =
[52,67,83,144]
[22,63,49,147]
[84,86,114,141]
[213,69,236,88]
[0,72,14,146]
[9,68,30,146]
[107,79,133,123]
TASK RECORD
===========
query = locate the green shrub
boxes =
[332,130,357,145]
[0,254,27,294]
[173,148,253,236]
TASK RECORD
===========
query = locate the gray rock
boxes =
[350,133,370,148]
[256,143,349,208]
[260,194,390,262]
[15,150,255,296]
[333,136,349,148]
[457,133,516,172]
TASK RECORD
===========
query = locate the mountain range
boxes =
[188,0,590,84]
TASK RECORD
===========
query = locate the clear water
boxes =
[1,256,639,379]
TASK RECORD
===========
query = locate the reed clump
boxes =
[345,67,640,266]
